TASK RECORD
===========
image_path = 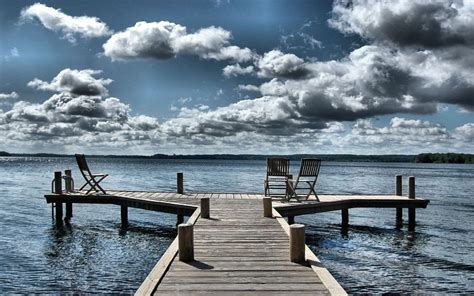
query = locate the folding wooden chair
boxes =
[264,158,290,197]
[286,158,321,201]
[75,154,108,194]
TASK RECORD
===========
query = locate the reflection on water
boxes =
[0,157,473,293]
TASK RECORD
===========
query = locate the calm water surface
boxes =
[0,157,473,294]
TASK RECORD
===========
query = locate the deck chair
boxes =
[264,158,290,197]
[75,154,108,195]
[286,158,321,201]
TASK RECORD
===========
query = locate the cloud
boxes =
[329,0,474,48]
[103,21,253,62]
[27,69,113,96]
[0,69,161,153]
[257,50,309,79]
[223,64,254,77]
[20,3,112,43]
[0,92,19,100]
[237,84,260,92]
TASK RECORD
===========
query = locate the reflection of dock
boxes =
[44,176,429,295]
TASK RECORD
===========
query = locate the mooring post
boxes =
[201,197,210,219]
[396,175,403,228]
[177,172,184,194]
[288,216,295,225]
[290,224,305,263]
[121,205,128,226]
[178,223,194,262]
[65,169,73,219]
[54,171,63,224]
[408,176,416,231]
[263,196,272,218]
[341,208,349,227]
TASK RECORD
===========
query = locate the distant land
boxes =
[0,151,472,163]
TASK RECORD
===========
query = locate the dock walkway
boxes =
[153,199,331,295]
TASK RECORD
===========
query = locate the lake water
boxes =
[0,157,473,294]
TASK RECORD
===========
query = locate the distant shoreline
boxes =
[0,151,472,163]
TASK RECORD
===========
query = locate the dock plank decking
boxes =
[44,189,429,295]
[154,199,332,295]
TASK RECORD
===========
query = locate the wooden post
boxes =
[65,170,73,219]
[201,197,210,219]
[263,197,272,218]
[178,223,194,262]
[396,175,403,228]
[177,172,184,194]
[341,209,349,227]
[54,171,63,224]
[290,224,305,263]
[288,216,295,225]
[121,205,128,226]
[408,176,416,231]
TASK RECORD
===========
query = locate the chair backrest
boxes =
[298,158,321,177]
[266,158,290,177]
[75,154,92,176]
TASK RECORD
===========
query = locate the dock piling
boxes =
[201,197,210,219]
[121,205,128,226]
[177,172,184,194]
[263,196,272,217]
[396,175,403,228]
[290,224,305,263]
[408,176,416,231]
[54,171,63,224]
[288,216,295,224]
[341,208,349,227]
[178,223,194,262]
[65,169,73,219]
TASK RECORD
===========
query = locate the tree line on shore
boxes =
[0,151,472,163]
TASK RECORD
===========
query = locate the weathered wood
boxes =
[177,172,184,194]
[263,197,272,217]
[54,172,63,223]
[290,224,305,263]
[201,197,210,219]
[121,205,128,226]
[178,223,194,262]
[341,208,349,227]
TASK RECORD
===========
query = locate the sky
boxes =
[0,0,473,155]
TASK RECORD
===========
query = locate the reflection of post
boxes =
[395,175,403,228]
[65,169,73,219]
[178,223,194,262]
[290,224,305,263]
[177,172,184,194]
[408,176,416,231]
[54,171,63,224]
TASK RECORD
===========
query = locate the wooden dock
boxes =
[45,186,429,295]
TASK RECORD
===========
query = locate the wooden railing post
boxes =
[290,224,305,263]
[54,171,63,224]
[65,169,73,219]
[177,172,184,194]
[178,223,194,262]
[201,197,210,219]
[395,175,403,228]
[408,176,416,231]
[263,197,272,218]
